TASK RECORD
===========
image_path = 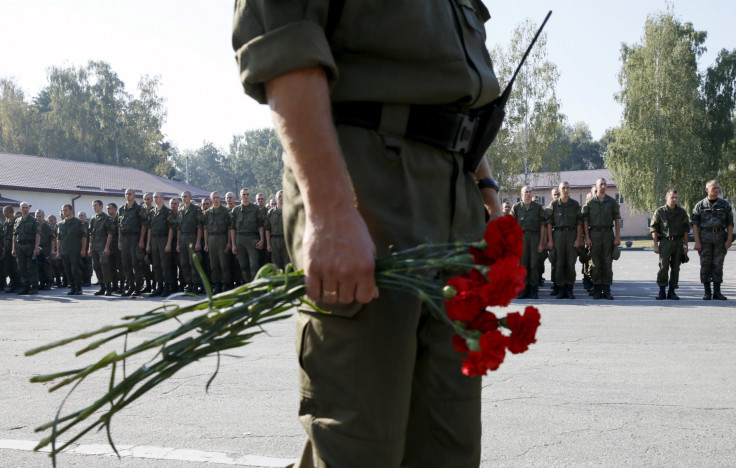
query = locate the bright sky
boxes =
[1,1,734,152]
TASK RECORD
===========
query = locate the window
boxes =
[615,193,625,204]
[647,218,651,227]
[539,196,546,206]
[620,219,625,230]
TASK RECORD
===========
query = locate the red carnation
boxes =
[444,291,486,323]
[446,269,486,294]
[471,216,524,265]
[466,310,498,333]
[482,257,527,307]
[506,306,541,354]
[461,329,508,377]
[452,334,469,353]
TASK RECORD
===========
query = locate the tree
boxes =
[606,9,736,213]
[485,19,566,191]
[0,78,39,155]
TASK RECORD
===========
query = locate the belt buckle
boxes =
[447,113,477,154]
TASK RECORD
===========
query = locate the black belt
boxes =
[590,226,612,232]
[17,240,35,245]
[332,102,478,154]
[237,231,260,236]
[701,227,725,233]
[152,234,168,238]
[554,226,576,231]
[121,232,139,236]
[660,235,682,240]
[208,232,226,236]
[180,230,198,234]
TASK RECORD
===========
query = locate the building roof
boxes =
[0,152,209,199]
[519,169,614,190]
[0,193,21,206]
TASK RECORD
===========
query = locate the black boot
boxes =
[17,284,31,295]
[142,279,152,294]
[105,283,114,296]
[667,286,679,300]
[656,286,666,300]
[555,284,567,299]
[29,284,39,295]
[131,282,143,297]
[121,285,133,297]
[148,283,163,298]
[517,285,530,299]
[593,285,602,300]
[703,282,712,300]
[184,283,193,293]
[713,283,727,300]
[567,284,576,299]
[550,284,559,296]
[94,284,106,296]
[74,283,83,295]
[66,284,77,295]
[603,284,614,300]
[529,285,539,299]
[160,284,171,298]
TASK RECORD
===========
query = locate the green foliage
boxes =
[171,129,284,199]
[486,19,566,192]
[0,61,173,176]
[607,9,736,213]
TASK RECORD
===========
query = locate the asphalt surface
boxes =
[1,249,734,467]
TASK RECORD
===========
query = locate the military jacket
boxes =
[547,198,582,228]
[58,217,87,255]
[510,201,545,232]
[178,204,204,234]
[264,207,284,236]
[110,216,120,243]
[4,219,14,243]
[231,203,264,233]
[149,205,176,237]
[204,206,231,235]
[39,221,55,249]
[691,198,734,229]
[89,212,114,249]
[119,201,148,235]
[650,205,689,238]
[14,215,41,243]
[582,195,621,227]
[233,0,500,109]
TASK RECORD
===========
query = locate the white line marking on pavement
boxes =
[0,439,295,467]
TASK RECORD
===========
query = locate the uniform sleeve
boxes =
[649,209,661,233]
[34,219,41,235]
[263,211,271,232]
[726,203,734,227]
[232,0,338,104]
[581,203,590,222]
[196,208,204,228]
[139,207,149,227]
[691,203,701,226]
[612,199,621,220]
[80,221,89,238]
[166,211,176,229]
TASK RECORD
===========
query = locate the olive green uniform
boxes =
[89,212,115,286]
[692,197,733,284]
[108,215,122,289]
[230,203,264,282]
[13,215,41,288]
[235,0,499,465]
[58,217,87,288]
[37,220,55,288]
[510,201,546,288]
[148,205,176,287]
[650,205,689,289]
[178,203,204,288]
[118,201,148,290]
[547,199,582,287]
[204,206,232,285]
[258,204,270,267]
[265,207,289,269]
[582,195,621,286]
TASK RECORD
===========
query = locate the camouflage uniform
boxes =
[3,218,20,291]
[547,198,582,297]
[58,217,87,294]
[148,205,176,295]
[692,197,733,296]
[13,215,41,292]
[177,203,204,291]
[510,201,545,295]
[650,204,689,295]
[89,212,115,294]
[118,201,149,294]
[582,195,621,298]
[204,206,232,288]
[37,220,56,289]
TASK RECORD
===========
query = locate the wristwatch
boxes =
[476,178,500,192]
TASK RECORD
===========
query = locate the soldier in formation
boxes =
[265,190,289,269]
[57,204,87,295]
[177,191,204,294]
[12,202,41,295]
[583,178,621,300]
[203,192,232,293]
[692,180,733,300]
[230,188,264,283]
[146,192,176,297]
[546,182,583,299]
[35,210,56,290]
[89,200,115,296]
[118,188,149,297]
[650,189,690,300]
[511,186,547,299]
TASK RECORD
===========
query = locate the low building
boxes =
[502,169,651,238]
[0,152,210,219]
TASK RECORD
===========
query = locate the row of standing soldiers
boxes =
[1,188,289,297]
[506,178,733,301]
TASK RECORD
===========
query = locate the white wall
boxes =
[1,190,133,219]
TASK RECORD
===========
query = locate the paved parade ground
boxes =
[1,250,734,467]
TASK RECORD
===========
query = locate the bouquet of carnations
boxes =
[26,215,540,463]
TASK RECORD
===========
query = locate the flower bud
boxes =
[443,285,457,298]
[466,337,481,351]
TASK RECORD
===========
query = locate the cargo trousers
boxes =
[520,231,541,287]
[235,233,260,282]
[285,124,485,468]
[590,229,614,285]
[553,229,578,286]
[698,231,728,284]
[207,234,231,284]
[270,235,289,270]
[657,237,684,288]
[179,233,203,286]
